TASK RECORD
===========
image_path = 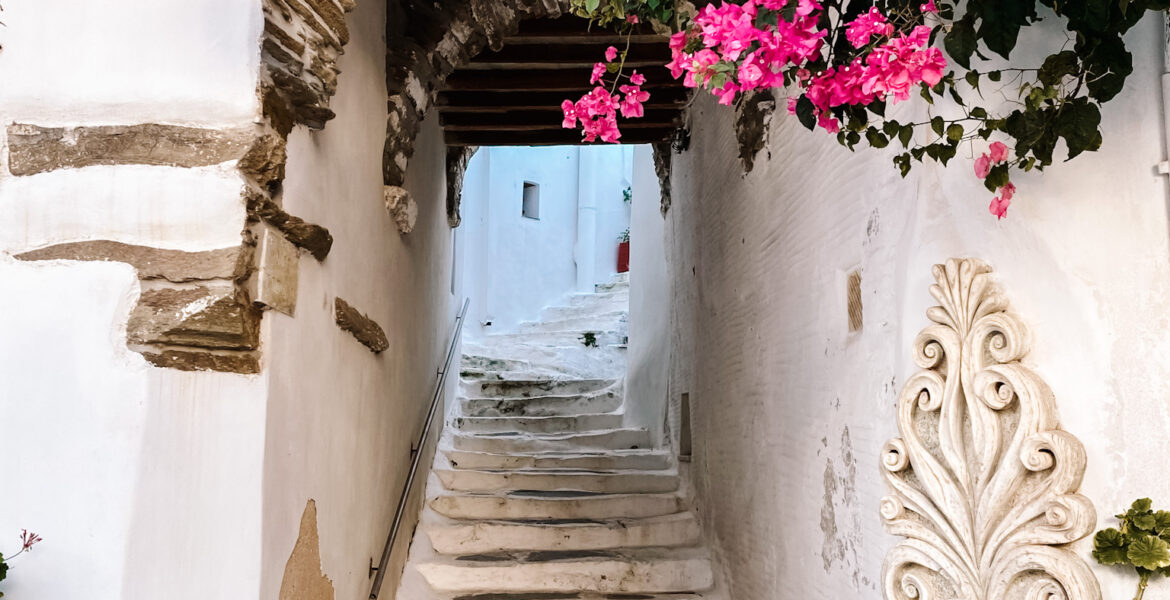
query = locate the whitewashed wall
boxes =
[654,12,1170,600]
[459,145,631,338]
[626,145,671,441]
[0,1,267,598]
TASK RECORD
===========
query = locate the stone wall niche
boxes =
[880,258,1100,600]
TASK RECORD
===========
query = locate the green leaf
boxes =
[1129,535,1170,570]
[970,107,988,119]
[987,70,1002,82]
[866,128,890,148]
[977,0,1038,60]
[883,120,902,137]
[946,123,965,142]
[930,117,945,137]
[1054,98,1103,160]
[795,96,817,131]
[944,16,978,70]
[984,163,1010,191]
[1154,511,1170,535]
[585,0,600,11]
[1132,498,1154,514]
[899,125,915,148]
[1038,51,1081,86]
[1093,528,1130,566]
[965,70,981,89]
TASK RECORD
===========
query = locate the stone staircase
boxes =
[395,273,719,599]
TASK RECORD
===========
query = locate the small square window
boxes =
[522,182,540,219]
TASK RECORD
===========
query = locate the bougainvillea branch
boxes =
[567,0,1170,219]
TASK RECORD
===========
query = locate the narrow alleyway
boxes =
[396,273,718,598]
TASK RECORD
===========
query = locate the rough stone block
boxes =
[16,241,241,283]
[248,225,300,316]
[383,185,418,234]
[6,123,259,176]
[246,192,334,261]
[334,297,388,353]
[128,282,260,350]
[140,348,261,374]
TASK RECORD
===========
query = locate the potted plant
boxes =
[617,228,630,274]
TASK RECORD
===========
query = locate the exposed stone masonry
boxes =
[381,0,573,188]
[334,297,389,353]
[445,146,477,228]
[262,0,356,131]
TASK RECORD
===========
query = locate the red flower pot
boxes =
[617,241,630,273]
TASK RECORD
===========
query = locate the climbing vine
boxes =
[563,0,1170,218]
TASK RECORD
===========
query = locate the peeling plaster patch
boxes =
[819,427,864,590]
[279,499,335,600]
[734,91,775,173]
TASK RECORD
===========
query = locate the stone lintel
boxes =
[248,225,300,316]
[334,297,389,353]
[6,123,261,176]
[15,240,242,283]
[140,347,261,375]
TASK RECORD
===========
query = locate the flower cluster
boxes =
[562,46,651,143]
[19,530,41,552]
[975,141,1015,219]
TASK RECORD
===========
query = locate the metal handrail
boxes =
[369,297,470,599]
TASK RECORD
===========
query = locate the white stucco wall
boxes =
[459,145,631,338]
[0,2,268,598]
[258,1,459,597]
[657,13,1170,600]
[626,145,671,442]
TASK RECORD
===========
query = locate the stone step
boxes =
[416,552,713,595]
[518,313,627,335]
[459,345,627,380]
[427,512,701,555]
[449,595,712,600]
[594,280,629,293]
[454,413,623,434]
[460,354,533,373]
[436,468,679,494]
[460,390,622,418]
[452,428,651,453]
[540,303,627,321]
[462,378,617,399]
[429,492,686,521]
[567,291,628,309]
[482,330,626,348]
[444,449,671,471]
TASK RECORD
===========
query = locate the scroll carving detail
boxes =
[881,258,1100,600]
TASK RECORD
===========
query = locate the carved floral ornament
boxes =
[880,258,1100,600]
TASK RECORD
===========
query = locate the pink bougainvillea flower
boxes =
[590,62,607,84]
[846,7,894,49]
[715,80,740,106]
[605,46,619,62]
[920,0,939,13]
[21,529,43,551]
[999,181,1016,201]
[787,97,799,114]
[619,84,650,118]
[561,99,578,129]
[989,193,1011,219]
[989,141,1010,163]
[629,70,646,86]
[626,14,639,24]
[974,154,992,179]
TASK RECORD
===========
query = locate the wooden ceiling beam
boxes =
[444,68,680,92]
[445,128,676,146]
[439,109,680,129]
[435,89,689,111]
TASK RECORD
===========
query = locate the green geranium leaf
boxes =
[1128,535,1170,570]
[1153,511,1170,535]
[1093,528,1130,566]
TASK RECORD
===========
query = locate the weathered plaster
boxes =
[279,500,336,600]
